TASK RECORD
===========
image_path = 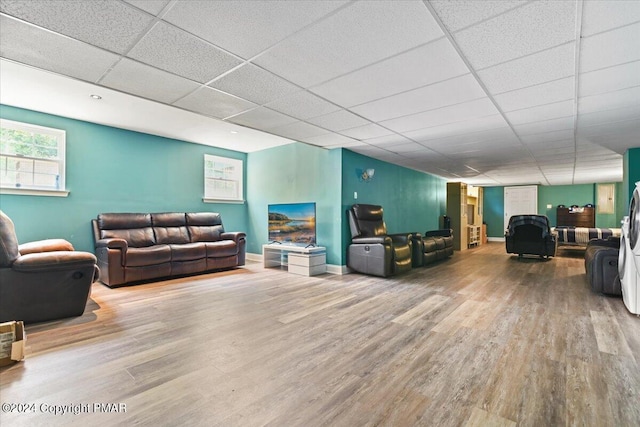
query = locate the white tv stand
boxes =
[262,244,326,276]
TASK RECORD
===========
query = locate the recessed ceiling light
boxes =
[89,94,102,100]
[230,131,238,134]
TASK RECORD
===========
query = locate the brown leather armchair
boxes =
[347,204,412,277]
[0,211,99,323]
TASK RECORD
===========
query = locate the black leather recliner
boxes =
[505,214,557,258]
[584,237,621,295]
[347,204,412,277]
[0,210,99,323]
[410,229,454,267]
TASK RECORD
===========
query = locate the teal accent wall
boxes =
[483,182,626,237]
[245,142,343,265]
[0,104,247,253]
[340,149,446,264]
[538,184,594,225]
[483,186,504,238]
[623,147,640,210]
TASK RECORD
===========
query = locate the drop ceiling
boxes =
[1,0,638,186]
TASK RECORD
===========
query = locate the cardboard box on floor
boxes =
[0,321,26,367]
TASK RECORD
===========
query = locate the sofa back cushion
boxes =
[152,213,190,244]
[97,213,156,247]
[349,204,387,238]
[186,212,225,242]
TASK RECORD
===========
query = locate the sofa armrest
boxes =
[352,236,392,245]
[95,238,128,251]
[221,232,246,243]
[389,233,411,246]
[13,251,97,273]
[19,239,74,255]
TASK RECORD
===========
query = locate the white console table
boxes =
[262,244,326,276]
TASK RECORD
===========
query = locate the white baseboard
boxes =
[488,237,505,242]
[246,252,262,263]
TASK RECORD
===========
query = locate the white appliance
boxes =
[619,182,640,315]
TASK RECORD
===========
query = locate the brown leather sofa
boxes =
[0,210,99,323]
[92,212,246,287]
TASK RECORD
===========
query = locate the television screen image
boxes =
[268,202,316,246]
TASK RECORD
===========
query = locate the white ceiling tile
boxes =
[101,58,201,104]
[310,38,469,107]
[364,134,415,146]
[123,0,170,16]
[506,100,575,126]
[302,133,360,147]
[580,23,640,73]
[253,0,443,87]
[173,87,256,119]
[305,110,370,132]
[452,1,576,70]
[429,0,527,32]
[402,114,509,142]
[0,16,120,82]
[581,0,640,37]
[351,73,486,122]
[513,116,575,136]
[520,129,575,144]
[208,64,300,105]
[268,121,329,141]
[579,61,640,97]
[265,91,341,120]
[578,105,640,128]
[381,142,426,154]
[127,22,243,83]
[0,0,153,54]
[494,77,575,112]
[226,107,298,130]
[163,0,348,59]
[419,126,517,149]
[477,43,575,94]
[381,98,498,133]
[579,86,640,114]
[339,123,394,140]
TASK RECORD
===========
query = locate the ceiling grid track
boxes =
[422,0,552,186]
[572,0,585,185]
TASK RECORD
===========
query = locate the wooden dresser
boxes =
[556,206,595,227]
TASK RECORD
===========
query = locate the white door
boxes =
[504,185,538,231]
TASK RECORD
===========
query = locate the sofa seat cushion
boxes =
[170,243,206,261]
[204,240,237,258]
[126,245,171,267]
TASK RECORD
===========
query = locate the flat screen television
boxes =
[268,202,316,246]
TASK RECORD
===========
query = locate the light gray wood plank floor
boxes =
[1,242,638,426]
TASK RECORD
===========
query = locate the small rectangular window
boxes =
[0,119,66,193]
[204,154,243,202]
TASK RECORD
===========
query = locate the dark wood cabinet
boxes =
[556,207,595,227]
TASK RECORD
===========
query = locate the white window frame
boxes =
[203,154,244,204]
[0,118,69,197]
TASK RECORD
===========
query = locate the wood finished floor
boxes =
[1,242,639,426]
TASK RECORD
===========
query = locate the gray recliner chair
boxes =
[0,210,99,323]
[347,204,412,277]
